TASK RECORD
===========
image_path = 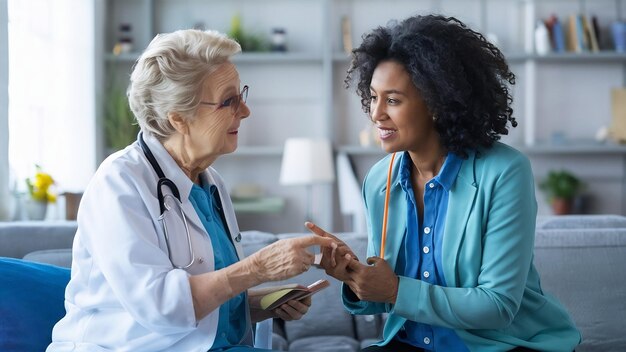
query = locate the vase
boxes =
[551,198,573,215]
[25,199,48,221]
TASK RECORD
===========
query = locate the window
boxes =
[7,0,96,205]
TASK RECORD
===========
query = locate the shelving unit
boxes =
[98,0,626,233]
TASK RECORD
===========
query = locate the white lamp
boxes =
[279,138,335,222]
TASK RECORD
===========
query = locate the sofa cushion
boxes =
[0,221,77,259]
[534,228,626,248]
[23,248,73,268]
[534,229,626,351]
[288,335,360,352]
[271,332,288,351]
[536,215,626,230]
[274,233,356,342]
[360,338,381,350]
[241,230,277,257]
[0,257,70,352]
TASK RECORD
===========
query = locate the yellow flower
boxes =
[34,172,54,189]
[26,166,57,203]
[47,193,57,203]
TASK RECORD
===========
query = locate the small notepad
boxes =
[259,279,330,311]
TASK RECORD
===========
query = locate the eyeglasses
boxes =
[199,85,249,115]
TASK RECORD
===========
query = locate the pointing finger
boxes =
[305,222,339,240]
[292,235,337,248]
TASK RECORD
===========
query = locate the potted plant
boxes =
[539,170,584,215]
[24,165,56,221]
[104,83,139,153]
[102,57,142,156]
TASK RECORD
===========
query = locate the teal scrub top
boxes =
[189,183,247,350]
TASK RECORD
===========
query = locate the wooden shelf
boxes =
[231,146,283,157]
[507,51,626,63]
[334,52,626,64]
[105,52,322,64]
[337,145,384,156]
[105,52,140,62]
[338,143,626,156]
[232,197,285,214]
[233,53,322,64]
[518,142,626,155]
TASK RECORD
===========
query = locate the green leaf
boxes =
[539,170,584,201]
[104,84,139,151]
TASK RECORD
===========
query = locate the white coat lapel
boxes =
[202,168,245,260]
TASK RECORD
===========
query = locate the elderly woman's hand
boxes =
[305,222,358,282]
[247,235,336,282]
[248,292,312,323]
[272,296,312,321]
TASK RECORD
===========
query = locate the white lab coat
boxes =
[48,133,255,352]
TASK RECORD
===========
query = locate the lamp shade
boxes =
[279,138,335,185]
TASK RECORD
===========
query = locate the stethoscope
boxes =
[139,132,195,269]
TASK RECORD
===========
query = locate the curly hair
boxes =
[345,15,517,156]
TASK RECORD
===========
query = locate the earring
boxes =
[432,115,437,121]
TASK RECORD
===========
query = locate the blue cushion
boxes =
[0,257,70,352]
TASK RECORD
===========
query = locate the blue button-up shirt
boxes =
[189,183,247,351]
[394,151,468,351]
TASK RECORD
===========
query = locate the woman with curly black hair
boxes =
[307,15,580,351]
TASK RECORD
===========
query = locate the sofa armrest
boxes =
[0,221,77,258]
[23,249,73,268]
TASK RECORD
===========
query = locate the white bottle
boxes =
[535,21,551,56]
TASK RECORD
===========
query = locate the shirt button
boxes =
[424,337,431,344]
[423,246,430,254]
[424,227,431,234]
[423,271,430,278]
[429,183,435,188]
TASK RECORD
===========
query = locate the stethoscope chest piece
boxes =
[139,132,196,270]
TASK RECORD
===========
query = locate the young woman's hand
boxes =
[305,222,359,282]
[344,256,399,304]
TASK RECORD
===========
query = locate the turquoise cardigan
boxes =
[343,143,581,352]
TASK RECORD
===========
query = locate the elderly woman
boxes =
[308,15,580,352]
[48,29,335,352]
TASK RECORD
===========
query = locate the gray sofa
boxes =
[1,215,626,351]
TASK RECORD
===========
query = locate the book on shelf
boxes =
[584,15,600,52]
[254,279,330,311]
[546,14,566,53]
[591,16,601,49]
[575,15,587,52]
[567,15,578,52]
[563,13,602,54]
[611,88,626,143]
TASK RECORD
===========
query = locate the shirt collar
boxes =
[436,152,462,191]
[398,151,463,192]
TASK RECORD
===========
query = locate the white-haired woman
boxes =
[47,29,335,352]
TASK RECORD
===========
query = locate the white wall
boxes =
[0,0,10,221]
